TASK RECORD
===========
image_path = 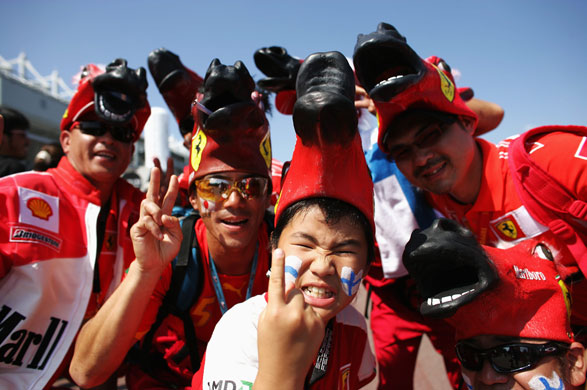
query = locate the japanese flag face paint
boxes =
[340,266,363,296]
[199,196,217,216]
[529,371,564,390]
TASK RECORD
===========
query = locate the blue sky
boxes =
[1,0,586,162]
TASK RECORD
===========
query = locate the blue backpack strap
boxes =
[131,212,203,376]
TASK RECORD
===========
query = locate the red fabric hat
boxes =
[451,240,573,343]
[374,56,478,153]
[352,23,478,154]
[61,59,151,140]
[274,51,374,233]
[187,59,271,187]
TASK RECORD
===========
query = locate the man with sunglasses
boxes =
[0,58,150,389]
[70,58,273,389]
[353,23,587,333]
[403,218,587,389]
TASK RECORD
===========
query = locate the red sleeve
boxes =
[134,263,172,340]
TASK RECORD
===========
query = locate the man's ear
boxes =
[60,130,71,155]
[459,116,476,135]
[568,341,586,387]
[188,189,200,211]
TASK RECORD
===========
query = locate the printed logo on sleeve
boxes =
[575,137,587,160]
[10,226,62,252]
[18,187,59,233]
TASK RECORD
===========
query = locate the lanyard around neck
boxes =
[208,244,258,315]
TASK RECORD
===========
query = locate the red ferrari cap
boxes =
[274,51,374,233]
[61,59,150,140]
[187,59,271,188]
[451,240,573,343]
[375,56,478,153]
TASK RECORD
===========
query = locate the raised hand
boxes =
[255,249,326,390]
[152,156,175,201]
[130,167,182,274]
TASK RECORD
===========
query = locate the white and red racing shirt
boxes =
[0,157,143,389]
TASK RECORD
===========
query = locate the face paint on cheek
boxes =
[461,372,474,390]
[199,197,217,216]
[340,266,363,296]
[528,371,564,390]
[284,255,302,289]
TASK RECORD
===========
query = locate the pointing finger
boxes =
[147,167,161,204]
[267,248,286,306]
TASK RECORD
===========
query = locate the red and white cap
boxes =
[60,59,150,140]
[275,51,374,233]
[187,59,271,188]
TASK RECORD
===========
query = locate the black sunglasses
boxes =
[455,341,569,374]
[75,121,136,143]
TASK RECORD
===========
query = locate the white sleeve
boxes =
[201,295,265,388]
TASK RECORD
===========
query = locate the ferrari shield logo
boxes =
[434,65,455,102]
[495,219,518,240]
[259,132,272,169]
[191,129,207,173]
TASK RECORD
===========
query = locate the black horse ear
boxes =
[92,58,149,124]
[292,51,356,145]
[403,218,499,318]
[254,46,301,92]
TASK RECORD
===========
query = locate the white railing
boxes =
[0,53,74,101]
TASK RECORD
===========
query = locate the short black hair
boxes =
[271,197,375,266]
[0,106,30,135]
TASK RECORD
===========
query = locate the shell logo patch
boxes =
[18,187,60,233]
[259,131,272,169]
[27,198,53,220]
[434,65,455,102]
[190,129,207,173]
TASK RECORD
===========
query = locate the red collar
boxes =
[50,156,106,206]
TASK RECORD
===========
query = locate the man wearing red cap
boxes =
[403,218,587,389]
[0,58,149,389]
[199,50,376,390]
[70,58,274,389]
[353,23,587,334]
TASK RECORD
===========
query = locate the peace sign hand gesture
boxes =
[130,167,182,276]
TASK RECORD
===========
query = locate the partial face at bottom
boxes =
[458,335,577,390]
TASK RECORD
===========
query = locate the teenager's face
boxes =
[60,126,133,189]
[190,170,270,254]
[385,115,478,200]
[276,205,369,322]
[458,335,583,390]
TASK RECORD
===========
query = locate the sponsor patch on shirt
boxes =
[339,363,351,390]
[18,187,59,233]
[10,225,62,251]
[490,206,548,243]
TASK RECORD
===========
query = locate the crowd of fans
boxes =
[1,21,586,390]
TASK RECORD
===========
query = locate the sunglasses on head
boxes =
[455,341,569,374]
[195,176,269,202]
[74,121,136,143]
